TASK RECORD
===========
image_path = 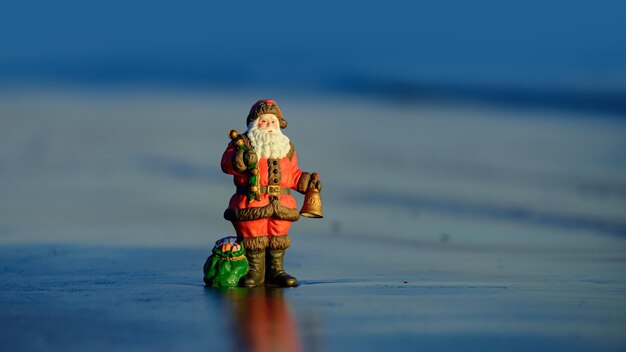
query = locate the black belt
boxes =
[237,186,291,196]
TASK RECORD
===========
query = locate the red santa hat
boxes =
[246,99,288,129]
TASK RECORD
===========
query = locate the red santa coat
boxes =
[221,138,304,238]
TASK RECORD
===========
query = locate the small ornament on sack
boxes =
[203,236,248,288]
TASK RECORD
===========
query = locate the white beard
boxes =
[247,123,291,159]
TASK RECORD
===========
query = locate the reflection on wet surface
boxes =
[212,287,303,352]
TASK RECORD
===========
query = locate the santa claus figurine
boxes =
[221,99,322,287]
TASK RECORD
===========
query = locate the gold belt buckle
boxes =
[267,185,280,196]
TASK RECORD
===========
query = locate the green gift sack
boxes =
[203,236,248,288]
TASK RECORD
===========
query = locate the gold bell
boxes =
[300,188,324,218]
[300,173,324,219]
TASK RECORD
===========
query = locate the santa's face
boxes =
[256,114,279,133]
[247,114,291,159]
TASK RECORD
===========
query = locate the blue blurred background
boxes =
[2,0,625,112]
[1,0,625,246]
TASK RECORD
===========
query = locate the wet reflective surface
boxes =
[212,288,304,352]
[1,236,625,352]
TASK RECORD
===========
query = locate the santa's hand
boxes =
[309,172,322,192]
[243,150,258,166]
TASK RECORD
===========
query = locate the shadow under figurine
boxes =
[215,99,323,288]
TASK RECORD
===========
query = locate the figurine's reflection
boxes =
[218,287,302,352]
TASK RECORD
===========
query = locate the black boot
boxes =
[266,249,298,287]
[239,250,265,287]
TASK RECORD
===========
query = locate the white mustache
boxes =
[247,125,291,159]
